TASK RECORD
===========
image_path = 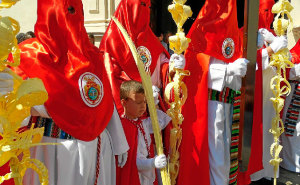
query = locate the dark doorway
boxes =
[150,0,247,35]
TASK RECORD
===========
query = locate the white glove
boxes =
[258,28,275,44]
[117,152,128,168]
[0,70,14,96]
[152,85,160,105]
[296,121,300,137]
[270,35,288,53]
[226,58,249,77]
[153,154,167,169]
[170,54,186,70]
[257,30,264,49]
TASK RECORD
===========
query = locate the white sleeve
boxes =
[159,52,170,64]
[225,75,242,91]
[105,105,130,155]
[209,57,242,91]
[20,116,31,127]
[289,63,300,80]
[151,53,167,88]
[136,157,154,171]
[143,110,171,134]
[208,57,226,91]
[32,105,51,118]
[261,48,270,70]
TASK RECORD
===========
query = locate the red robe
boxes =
[99,0,169,115]
[240,0,275,183]
[178,0,243,185]
[287,39,300,78]
[14,0,114,141]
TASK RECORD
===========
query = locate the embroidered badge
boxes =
[78,72,103,107]
[137,46,152,72]
[222,38,235,59]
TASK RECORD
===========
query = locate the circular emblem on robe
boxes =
[78,72,104,107]
[137,46,152,72]
[222,38,235,59]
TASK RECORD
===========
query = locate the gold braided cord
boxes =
[164,1,191,185]
[269,1,293,185]
[0,1,50,184]
[111,17,171,185]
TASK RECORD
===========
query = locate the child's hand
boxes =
[117,152,128,168]
[153,154,167,169]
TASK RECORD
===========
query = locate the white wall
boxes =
[288,0,300,49]
[2,0,296,48]
[82,0,121,46]
[0,0,121,46]
[0,0,37,33]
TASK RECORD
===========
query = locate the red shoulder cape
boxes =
[117,117,140,185]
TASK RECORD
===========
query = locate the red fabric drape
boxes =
[15,0,114,141]
[178,0,242,185]
[240,1,275,184]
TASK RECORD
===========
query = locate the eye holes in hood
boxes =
[68,6,76,14]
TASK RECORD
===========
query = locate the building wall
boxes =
[0,0,121,46]
[1,0,299,48]
[1,0,37,34]
[83,0,121,46]
[288,0,300,49]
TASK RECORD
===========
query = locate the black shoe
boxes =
[250,178,272,185]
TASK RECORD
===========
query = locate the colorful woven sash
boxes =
[29,117,74,139]
[284,81,300,137]
[208,88,240,185]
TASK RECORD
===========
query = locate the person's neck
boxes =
[124,112,138,120]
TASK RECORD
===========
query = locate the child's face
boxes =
[122,92,147,119]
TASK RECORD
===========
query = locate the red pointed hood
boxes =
[186,0,243,63]
[16,0,114,141]
[258,0,275,31]
[99,0,169,81]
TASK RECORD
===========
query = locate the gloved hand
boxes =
[152,85,160,105]
[258,28,275,44]
[152,154,167,169]
[0,69,14,96]
[257,30,264,49]
[117,152,128,168]
[270,35,288,53]
[170,54,186,70]
[226,58,249,77]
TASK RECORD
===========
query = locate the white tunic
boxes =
[280,64,300,173]
[208,57,243,185]
[23,106,129,185]
[135,110,171,185]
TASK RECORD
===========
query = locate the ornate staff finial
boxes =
[269,1,293,185]
[165,1,192,185]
